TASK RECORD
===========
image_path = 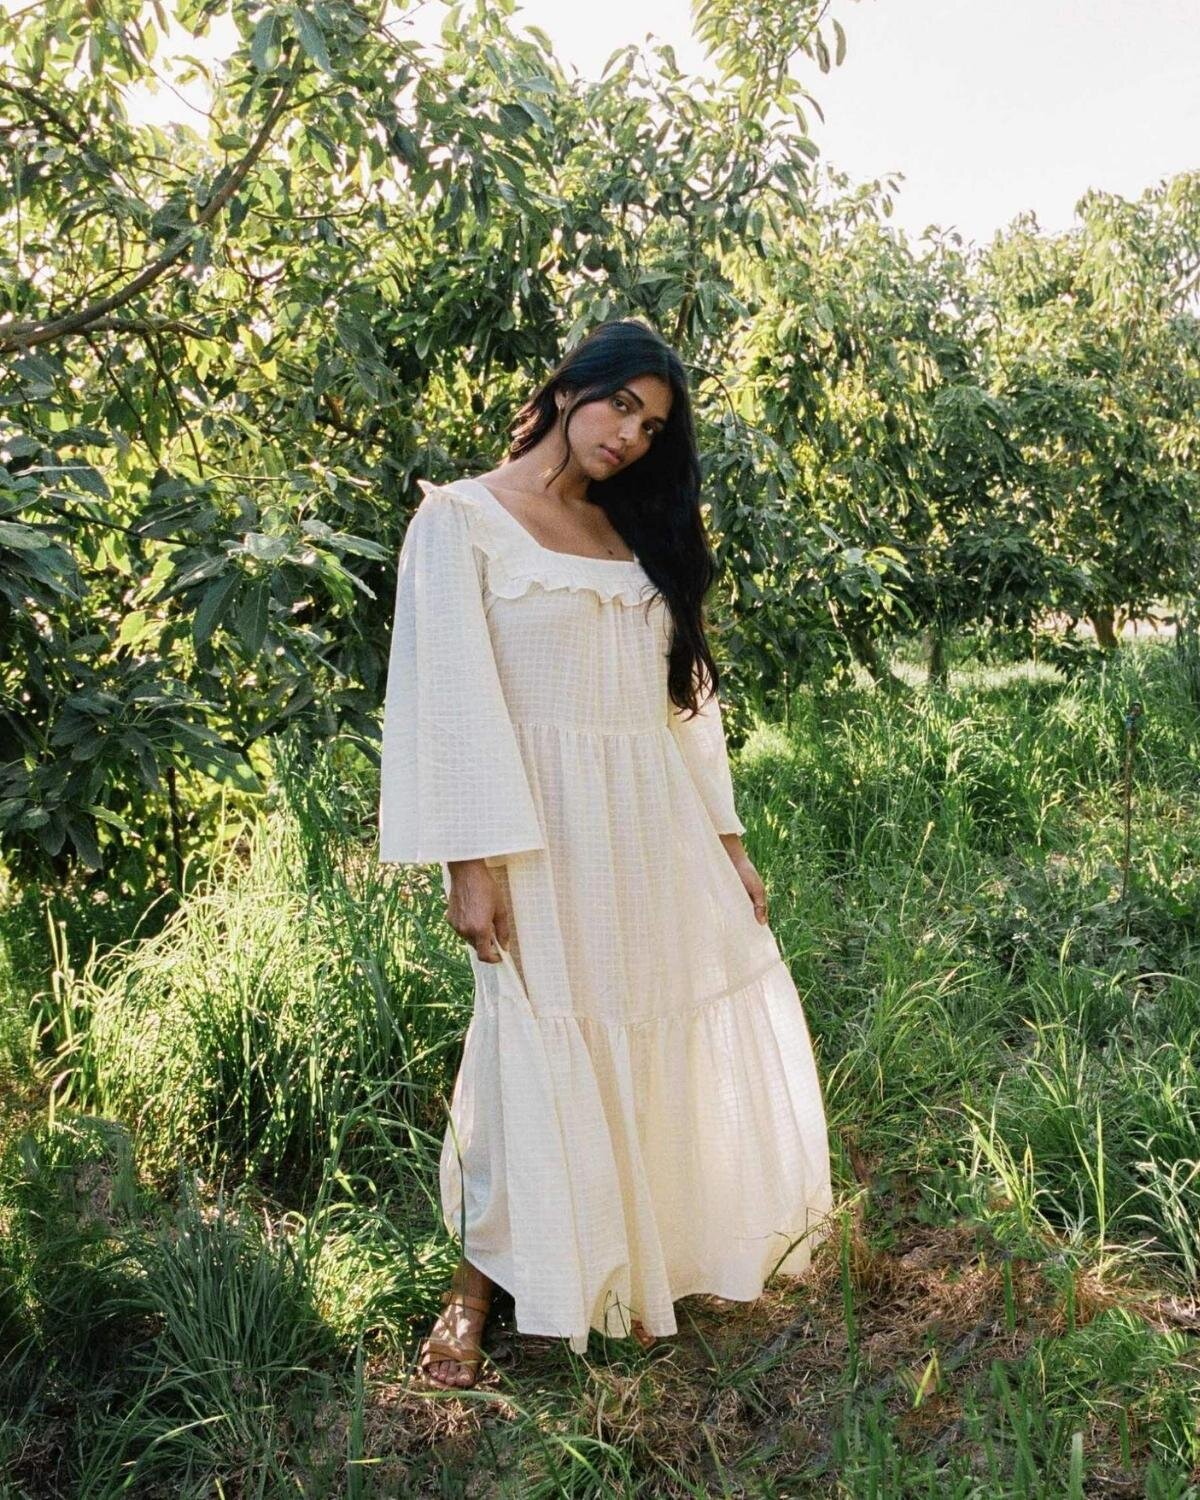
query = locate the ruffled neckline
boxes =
[459,477,642,566]
[420,477,659,608]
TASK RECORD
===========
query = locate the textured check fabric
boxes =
[379,477,833,1351]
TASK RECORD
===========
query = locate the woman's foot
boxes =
[630,1318,657,1349]
[418,1261,493,1389]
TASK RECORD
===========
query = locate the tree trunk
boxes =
[846,627,906,694]
[927,627,949,688]
[1087,608,1120,650]
[167,763,184,893]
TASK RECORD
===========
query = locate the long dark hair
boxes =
[507,319,720,717]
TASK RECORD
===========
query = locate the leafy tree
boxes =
[8,0,1191,891]
[0,0,845,878]
[979,175,1200,649]
[733,178,1048,690]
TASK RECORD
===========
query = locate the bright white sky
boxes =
[116,0,1199,247]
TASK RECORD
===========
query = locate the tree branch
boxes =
[82,329,162,465]
[0,79,88,147]
[11,499,193,549]
[0,76,296,355]
[84,316,212,339]
[146,327,206,475]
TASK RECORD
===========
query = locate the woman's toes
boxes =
[426,1356,468,1387]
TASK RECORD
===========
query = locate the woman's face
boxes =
[560,373,673,481]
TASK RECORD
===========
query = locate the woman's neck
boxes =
[499,439,591,507]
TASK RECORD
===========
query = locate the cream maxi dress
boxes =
[378,476,833,1352]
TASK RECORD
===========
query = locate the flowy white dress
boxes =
[378,476,833,1352]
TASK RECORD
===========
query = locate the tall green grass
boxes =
[37,738,470,1195]
[2,639,1198,1495]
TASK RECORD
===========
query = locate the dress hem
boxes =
[448,1208,837,1355]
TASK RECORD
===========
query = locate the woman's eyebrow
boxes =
[618,387,667,423]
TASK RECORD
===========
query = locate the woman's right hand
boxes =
[445,858,510,963]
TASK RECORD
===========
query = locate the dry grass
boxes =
[303,1186,1199,1496]
[297,1202,1134,1495]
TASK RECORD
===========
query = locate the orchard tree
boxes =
[0,0,849,880]
[733,178,1048,690]
[979,174,1200,648]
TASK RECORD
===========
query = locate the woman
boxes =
[379,319,833,1390]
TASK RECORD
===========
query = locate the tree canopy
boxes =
[2,0,1197,881]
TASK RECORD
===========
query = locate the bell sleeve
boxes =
[668,683,746,837]
[378,484,546,865]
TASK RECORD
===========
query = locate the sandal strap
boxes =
[440,1288,491,1314]
[421,1336,482,1367]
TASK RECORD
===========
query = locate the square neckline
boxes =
[462,477,642,567]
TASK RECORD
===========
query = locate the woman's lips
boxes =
[600,446,621,465]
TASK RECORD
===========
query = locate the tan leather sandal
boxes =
[417,1286,491,1389]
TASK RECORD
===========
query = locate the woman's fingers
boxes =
[447,865,511,962]
[475,905,510,964]
[738,860,769,924]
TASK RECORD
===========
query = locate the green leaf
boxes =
[322,530,392,561]
[497,102,533,138]
[71,464,111,499]
[13,353,60,388]
[235,580,270,655]
[87,804,135,834]
[66,816,101,870]
[188,738,260,792]
[34,816,66,858]
[163,553,227,595]
[115,610,150,648]
[240,532,290,562]
[251,10,280,73]
[293,6,333,75]
[192,570,240,647]
[492,151,527,190]
[0,520,51,550]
